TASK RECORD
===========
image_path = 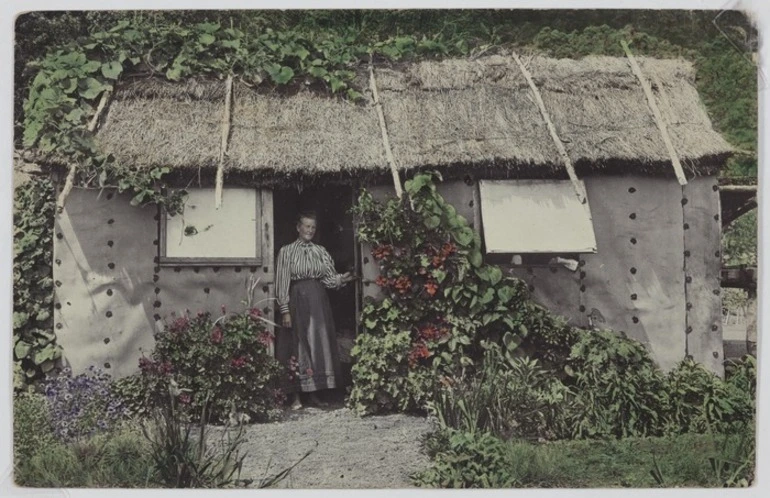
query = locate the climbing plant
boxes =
[13,176,60,387]
[348,172,578,414]
[21,17,484,214]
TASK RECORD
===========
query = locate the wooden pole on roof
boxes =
[215,75,234,209]
[57,89,112,211]
[621,40,688,186]
[368,58,403,199]
[511,53,587,205]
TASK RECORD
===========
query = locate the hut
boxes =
[24,53,734,379]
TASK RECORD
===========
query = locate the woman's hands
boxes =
[282,313,292,328]
[340,272,356,285]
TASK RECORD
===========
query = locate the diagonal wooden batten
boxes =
[215,75,234,209]
[621,40,688,185]
[57,89,112,211]
[369,61,403,199]
[511,53,587,205]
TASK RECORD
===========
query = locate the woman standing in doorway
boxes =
[275,211,355,410]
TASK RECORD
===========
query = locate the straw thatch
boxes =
[89,54,732,177]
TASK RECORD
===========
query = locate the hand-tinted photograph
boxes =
[11,7,758,489]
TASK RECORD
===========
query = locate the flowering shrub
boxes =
[129,308,284,424]
[43,366,127,441]
[349,172,566,414]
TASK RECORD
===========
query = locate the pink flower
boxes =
[169,316,189,334]
[258,331,273,347]
[138,356,155,373]
[178,393,191,405]
[305,368,314,376]
[211,326,223,344]
[249,308,263,320]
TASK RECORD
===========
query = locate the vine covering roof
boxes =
[38,54,735,178]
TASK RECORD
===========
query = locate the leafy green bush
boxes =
[725,355,757,400]
[429,342,570,441]
[414,429,519,488]
[13,176,60,387]
[663,358,754,434]
[349,172,575,414]
[562,329,667,439]
[348,330,434,413]
[123,308,284,424]
[533,24,692,59]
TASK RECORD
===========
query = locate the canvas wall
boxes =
[53,188,274,379]
[359,174,723,374]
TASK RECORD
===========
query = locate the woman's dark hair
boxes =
[296,210,318,224]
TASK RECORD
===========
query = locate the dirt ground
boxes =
[233,403,433,489]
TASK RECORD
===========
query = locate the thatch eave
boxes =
[26,54,735,180]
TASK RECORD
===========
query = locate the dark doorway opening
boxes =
[273,184,357,387]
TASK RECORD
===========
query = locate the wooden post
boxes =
[215,75,234,209]
[369,61,403,199]
[621,41,688,185]
[511,53,587,205]
[57,90,112,211]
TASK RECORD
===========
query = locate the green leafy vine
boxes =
[348,172,577,414]
[14,177,60,387]
[22,19,473,211]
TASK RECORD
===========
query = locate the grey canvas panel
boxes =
[682,175,724,375]
[508,265,586,328]
[155,267,273,319]
[581,176,687,371]
[54,188,274,378]
[54,188,158,379]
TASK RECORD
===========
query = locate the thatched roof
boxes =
[89,54,733,178]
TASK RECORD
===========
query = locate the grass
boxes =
[15,422,157,488]
[418,430,755,488]
[500,433,751,487]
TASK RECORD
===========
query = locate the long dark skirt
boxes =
[277,279,341,393]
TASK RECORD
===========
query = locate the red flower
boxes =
[408,341,430,367]
[375,275,389,287]
[419,324,443,341]
[424,280,438,296]
[178,393,191,405]
[158,361,174,375]
[372,244,393,261]
[231,356,248,368]
[393,276,411,294]
[305,368,314,376]
[211,326,223,344]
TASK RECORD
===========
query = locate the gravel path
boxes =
[235,404,433,488]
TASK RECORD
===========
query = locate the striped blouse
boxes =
[276,239,344,314]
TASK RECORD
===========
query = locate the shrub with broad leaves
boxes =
[122,308,284,424]
[349,172,566,414]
